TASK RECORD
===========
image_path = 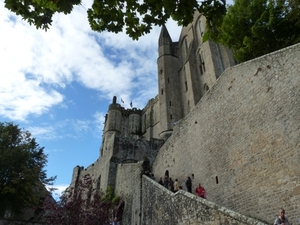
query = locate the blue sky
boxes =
[0,0,181,196]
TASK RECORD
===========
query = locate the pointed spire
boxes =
[159,25,172,46]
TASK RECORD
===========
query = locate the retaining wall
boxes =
[141,176,268,225]
[152,43,300,224]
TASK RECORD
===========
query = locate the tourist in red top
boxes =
[195,183,206,199]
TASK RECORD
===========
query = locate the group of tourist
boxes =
[114,174,291,225]
[185,176,207,199]
[153,174,291,225]
[156,175,206,199]
[158,177,183,192]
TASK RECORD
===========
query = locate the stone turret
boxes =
[128,109,141,135]
[157,25,182,139]
[104,96,122,134]
[158,25,173,56]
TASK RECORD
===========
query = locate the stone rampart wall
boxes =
[152,44,300,224]
[141,176,268,225]
[115,162,143,225]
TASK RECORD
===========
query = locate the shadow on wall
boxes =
[141,175,268,225]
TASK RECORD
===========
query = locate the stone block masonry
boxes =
[115,162,144,225]
[68,29,300,224]
[141,176,268,225]
[152,43,300,224]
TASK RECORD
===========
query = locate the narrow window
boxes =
[169,101,171,106]
[216,176,219,184]
[199,51,206,75]
[204,84,209,92]
[201,52,206,72]
[199,20,204,36]
[161,89,164,95]
[170,114,173,120]
[185,38,188,52]
[167,78,169,83]
[199,63,203,75]
[185,81,188,91]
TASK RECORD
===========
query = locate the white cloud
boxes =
[93,111,106,136]
[0,76,64,121]
[28,125,59,140]
[0,0,181,122]
[47,184,69,200]
[0,0,183,189]
[27,116,106,141]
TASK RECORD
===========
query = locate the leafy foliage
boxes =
[4,0,81,30]
[44,174,120,225]
[0,122,55,218]
[205,0,300,62]
[103,185,119,202]
[4,0,226,39]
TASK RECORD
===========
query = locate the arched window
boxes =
[165,170,169,177]
[180,36,189,63]
[199,19,204,36]
[184,38,189,53]
[204,83,209,92]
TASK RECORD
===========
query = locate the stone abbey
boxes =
[70,11,300,225]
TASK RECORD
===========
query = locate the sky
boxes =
[0,0,182,197]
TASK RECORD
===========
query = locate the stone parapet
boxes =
[141,176,268,225]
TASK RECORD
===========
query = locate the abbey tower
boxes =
[70,11,235,193]
[157,12,236,139]
[69,9,300,225]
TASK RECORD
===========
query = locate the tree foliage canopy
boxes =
[0,122,55,218]
[205,0,300,62]
[4,0,226,39]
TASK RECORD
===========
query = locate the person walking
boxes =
[185,176,192,193]
[169,177,174,192]
[173,179,179,192]
[195,183,206,198]
[158,177,163,185]
[274,208,290,225]
[164,176,169,189]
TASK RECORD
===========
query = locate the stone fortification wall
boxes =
[112,136,164,165]
[105,102,144,137]
[141,176,267,225]
[152,44,300,224]
[115,162,144,225]
[177,11,236,117]
[70,131,118,192]
[70,133,164,193]
[141,96,161,140]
